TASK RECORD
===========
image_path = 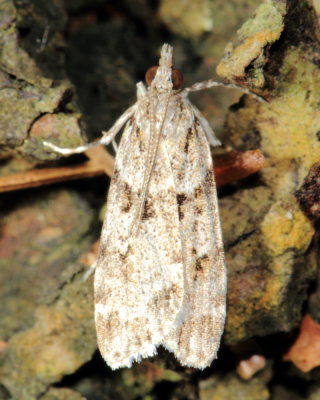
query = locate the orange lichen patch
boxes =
[236,354,267,380]
[283,314,320,372]
[214,149,267,187]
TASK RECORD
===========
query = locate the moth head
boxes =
[145,43,184,92]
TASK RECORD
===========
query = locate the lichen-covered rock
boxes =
[0,0,319,398]
[216,0,286,86]
[0,0,83,160]
[221,190,315,343]
[0,276,95,400]
[21,113,84,161]
[0,189,96,339]
[217,0,320,344]
[0,189,98,399]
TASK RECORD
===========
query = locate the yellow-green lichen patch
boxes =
[257,47,320,189]
[221,184,316,343]
[216,0,286,85]
[0,1,82,161]
[261,197,314,257]
[225,202,315,343]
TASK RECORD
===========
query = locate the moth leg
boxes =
[190,104,221,147]
[183,80,266,103]
[43,103,137,155]
[136,81,147,98]
[112,139,118,154]
[82,261,97,282]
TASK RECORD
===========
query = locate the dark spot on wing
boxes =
[177,193,187,205]
[119,245,132,265]
[194,185,205,215]
[99,246,106,259]
[120,182,133,212]
[141,198,155,219]
[119,253,127,262]
[177,193,188,220]
[112,168,120,180]
[196,254,209,271]
[194,254,209,280]
[195,205,203,215]
[133,125,139,138]
[205,169,214,186]
[194,185,203,198]
[178,326,184,346]
[195,118,201,128]
[184,127,193,153]
[137,128,145,152]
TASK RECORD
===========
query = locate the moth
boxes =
[45,44,261,369]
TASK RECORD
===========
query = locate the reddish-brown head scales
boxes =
[145,66,184,89]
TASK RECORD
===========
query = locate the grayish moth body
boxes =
[95,44,226,369]
[45,44,228,369]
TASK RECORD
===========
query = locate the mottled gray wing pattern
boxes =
[163,101,226,368]
[94,100,185,369]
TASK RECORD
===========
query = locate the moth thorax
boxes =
[145,66,184,90]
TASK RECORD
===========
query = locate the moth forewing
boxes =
[43,43,227,369]
[157,99,225,368]
[94,48,186,368]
